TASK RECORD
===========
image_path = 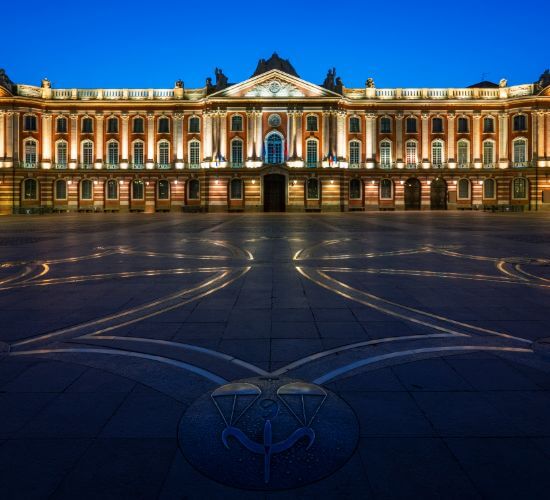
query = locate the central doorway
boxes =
[263,174,286,212]
[404,178,421,210]
[430,178,447,210]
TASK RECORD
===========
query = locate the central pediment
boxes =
[207,70,341,100]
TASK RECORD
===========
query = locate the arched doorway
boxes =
[263,174,286,212]
[430,178,447,210]
[404,178,421,210]
[266,133,283,164]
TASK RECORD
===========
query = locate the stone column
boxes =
[295,112,303,159]
[219,112,227,162]
[536,111,545,166]
[174,113,183,166]
[203,112,213,160]
[336,111,346,159]
[322,112,329,159]
[12,112,19,161]
[288,111,295,159]
[121,113,129,168]
[70,113,78,168]
[499,113,508,167]
[147,113,155,165]
[41,113,52,167]
[395,113,403,167]
[546,112,550,163]
[95,113,104,166]
[472,113,481,168]
[0,111,4,162]
[447,112,455,165]
[246,112,254,159]
[255,111,263,160]
[421,113,429,167]
[365,113,373,167]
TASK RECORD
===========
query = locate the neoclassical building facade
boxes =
[0,55,549,214]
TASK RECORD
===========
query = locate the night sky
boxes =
[3,0,548,89]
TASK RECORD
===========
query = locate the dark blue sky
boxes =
[3,0,548,89]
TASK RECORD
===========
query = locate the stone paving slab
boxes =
[0,212,549,498]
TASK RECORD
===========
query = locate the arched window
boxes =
[231,115,243,132]
[56,117,68,133]
[158,117,170,133]
[380,140,392,166]
[158,141,170,166]
[231,139,243,166]
[349,117,360,133]
[188,140,200,167]
[483,117,494,133]
[80,179,93,200]
[24,115,37,131]
[189,116,200,133]
[24,140,38,165]
[513,139,527,165]
[432,117,443,133]
[431,140,444,166]
[306,139,318,167]
[158,179,170,200]
[380,117,391,133]
[82,141,94,166]
[457,178,470,200]
[457,140,469,167]
[406,117,417,133]
[380,179,393,199]
[23,178,38,200]
[188,179,200,200]
[306,178,319,200]
[131,180,144,200]
[106,179,118,200]
[457,117,469,133]
[483,140,494,167]
[82,117,93,133]
[266,133,283,164]
[306,115,318,132]
[512,178,528,199]
[132,117,144,133]
[132,141,144,166]
[107,117,118,133]
[405,141,417,167]
[54,179,67,200]
[56,141,68,166]
[229,178,243,200]
[349,141,361,166]
[349,178,362,200]
[483,178,496,199]
[107,142,119,166]
[513,115,527,131]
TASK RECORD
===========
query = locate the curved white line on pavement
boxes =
[304,267,532,344]
[272,333,458,376]
[13,267,250,348]
[10,347,228,385]
[314,345,533,384]
[84,336,270,376]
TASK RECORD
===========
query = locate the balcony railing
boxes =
[131,163,146,170]
[187,162,201,169]
[405,163,420,169]
[457,163,473,169]
[511,161,530,168]
[482,163,496,169]
[156,163,172,169]
[20,162,38,169]
[55,163,68,169]
[105,163,119,170]
[306,161,322,168]
[228,162,244,168]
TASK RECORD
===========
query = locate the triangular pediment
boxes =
[207,70,341,99]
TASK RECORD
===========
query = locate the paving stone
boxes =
[1,361,88,393]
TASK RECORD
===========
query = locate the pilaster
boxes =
[41,113,52,168]
[366,113,375,168]
[395,113,403,168]
[536,111,546,166]
[336,111,346,160]
[219,112,227,165]
[447,112,455,166]
[498,112,508,168]
[174,112,184,168]
[120,113,129,169]
[472,112,481,168]
[0,111,4,164]
[146,113,155,168]
[95,113,104,168]
[421,113,429,168]
[69,113,78,169]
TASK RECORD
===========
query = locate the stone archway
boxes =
[430,178,447,210]
[404,178,421,210]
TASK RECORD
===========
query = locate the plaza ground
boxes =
[0,211,549,499]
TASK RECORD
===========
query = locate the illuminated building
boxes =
[0,55,549,213]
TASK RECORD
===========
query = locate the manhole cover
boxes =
[178,377,358,491]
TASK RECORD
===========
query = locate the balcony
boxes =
[378,162,394,169]
[156,163,172,169]
[405,163,420,169]
[79,163,94,170]
[20,162,38,169]
[482,163,496,169]
[228,162,244,168]
[105,163,119,170]
[511,161,530,168]
[457,163,473,169]
[187,163,201,169]
[54,163,68,170]
[431,163,447,169]
[306,161,322,168]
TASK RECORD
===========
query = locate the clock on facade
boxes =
[268,80,282,94]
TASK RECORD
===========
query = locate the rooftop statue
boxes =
[0,68,15,94]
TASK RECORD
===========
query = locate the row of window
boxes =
[20,114,530,134]
[21,176,529,205]
[21,136,530,167]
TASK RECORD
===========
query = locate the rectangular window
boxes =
[230,179,243,200]
[306,116,318,132]
[82,118,93,133]
[132,181,144,200]
[406,118,417,133]
[189,142,200,166]
[307,179,319,200]
[134,143,144,165]
[306,141,317,166]
[457,142,469,166]
[107,118,118,133]
[83,143,93,165]
[158,118,170,133]
[483,142,494,166]
[380,179,393,199]
[380,118,391,133]
[158,181,170,200]
[57,143,67,165]
[432,118,443,133]
[133,118,144,133]
[56,118,67,133]
[483,117,494,133]
[81,181,93,200]
[457,118,469,133]
[231,141,243,166]
[24,115,37,131]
